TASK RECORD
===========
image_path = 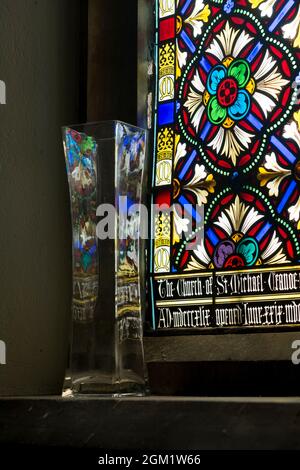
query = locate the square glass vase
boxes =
[62,121,148,396]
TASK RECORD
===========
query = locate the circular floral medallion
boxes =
[176,190,298,271]
[178,12,297,175]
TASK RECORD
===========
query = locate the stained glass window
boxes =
[149,0,300,331]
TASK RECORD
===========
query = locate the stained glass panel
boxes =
[149,0,300,332]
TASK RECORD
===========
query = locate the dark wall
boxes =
[87,0,138,123]
[0,0,84,395]
[0,0,140,395]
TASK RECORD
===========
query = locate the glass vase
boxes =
[62,121,148,396]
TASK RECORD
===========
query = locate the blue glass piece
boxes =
[178,150,197,180]
[228,90,251,121]
[206,228,219,246]
[271,136,297,164]
[278,180,297,214]
[199,56,212,74]
[200,121,212,141]
[207,65,227,95]
[269,0,295,32]
[181,0,193,15]
[158,102,175,125]
[256,222,272,242]
[178,195,202,223]
[247,113,263,131]
[180,30,196,53]
[247,42,263,63]
[224,0,235,14]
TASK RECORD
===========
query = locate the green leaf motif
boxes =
[81,252,92,272]
[228,59,251,88]
[237,238,259,266]
[207,96,227,125]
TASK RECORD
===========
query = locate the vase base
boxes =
[71,370,148,397]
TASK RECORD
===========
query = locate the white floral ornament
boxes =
[259,114,300,229]
[258,152,291,197]
[176,1,210,78]
[173,206,190,244]
[282,5,300,49]
[288,198,300,225]
[249,0,276,18]
[172,137,216,234]
[184,0,211,38]
[176,40,187,79]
